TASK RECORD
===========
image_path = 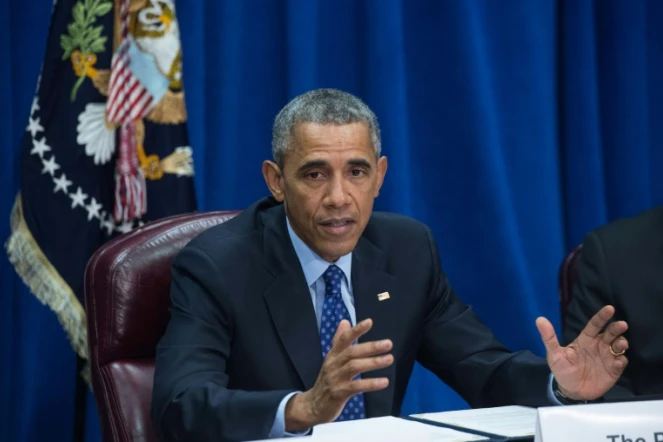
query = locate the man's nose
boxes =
[325,176,351,208]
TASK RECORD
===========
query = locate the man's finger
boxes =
[331,319,354,349]
[601,320,628,345]
[331,319,372,351]
[346,377,390,395]
[536,317,561,354]
[343,339,393,361]
[582,305,615,338]
[342,354,394,379]
[611,355,628,372]
[609,336,629,354]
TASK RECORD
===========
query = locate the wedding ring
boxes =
[609,343,626,357]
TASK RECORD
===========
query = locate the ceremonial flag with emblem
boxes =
[5,0,196,365]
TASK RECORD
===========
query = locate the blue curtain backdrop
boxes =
[2,1,663,441]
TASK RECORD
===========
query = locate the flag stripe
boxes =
[107,65,129,104]
[134,95,154,119]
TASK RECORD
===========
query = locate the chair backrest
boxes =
[558,244,583,327]
[84,210,239,442]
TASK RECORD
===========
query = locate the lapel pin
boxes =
[377,292,390,301]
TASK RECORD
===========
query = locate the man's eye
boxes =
[351,169,366,177]
[307,172,322,179]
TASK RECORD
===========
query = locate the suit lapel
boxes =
[260,205,397,415]
[262,206,322,391]
[352,236,398,417]
[263,274,322,391]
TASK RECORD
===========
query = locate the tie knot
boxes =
[322,264,344,296]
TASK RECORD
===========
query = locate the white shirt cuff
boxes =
[268,391,312,438]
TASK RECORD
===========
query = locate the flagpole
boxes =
[72,356,87,442]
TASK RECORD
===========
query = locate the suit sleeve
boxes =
[562,232,635,398]
[150,244,293,442]
[416,227,552,408]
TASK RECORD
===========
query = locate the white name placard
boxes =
[535,399,663,442]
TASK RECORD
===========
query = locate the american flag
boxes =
[106,0,151,222]
[106,0,155,123]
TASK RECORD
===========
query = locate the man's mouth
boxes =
[322,219,352,226]
[319,218,355,234]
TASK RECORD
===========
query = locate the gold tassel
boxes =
[5,193,89,362]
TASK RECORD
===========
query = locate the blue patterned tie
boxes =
[320,264,366,421]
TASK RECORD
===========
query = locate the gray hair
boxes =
[271,88,381,167]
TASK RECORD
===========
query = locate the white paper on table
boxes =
[411,405,538,438]
[308,416,488,441]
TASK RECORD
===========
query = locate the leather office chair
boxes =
[84,210,239,442]
[558,244,583,328]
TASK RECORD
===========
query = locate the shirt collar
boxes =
[286,216,352,288]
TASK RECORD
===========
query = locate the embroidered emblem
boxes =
[29,0,194,238]
[60,0,113,101]
[76,0,193,178]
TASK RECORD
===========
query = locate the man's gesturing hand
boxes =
[536,305,628,401]
[285,318,393,431]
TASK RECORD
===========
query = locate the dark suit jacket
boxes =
[563,206,663,399]
[151,197,551,442]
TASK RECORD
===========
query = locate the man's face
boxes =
[263,122,387,262]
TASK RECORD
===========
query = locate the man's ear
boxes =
[374,156,388,197]
[262,160,285,202]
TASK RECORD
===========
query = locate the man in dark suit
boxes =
[151,89,630,442]
[563,207,663,398]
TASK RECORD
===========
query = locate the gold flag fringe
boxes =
[5,193,89,362]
